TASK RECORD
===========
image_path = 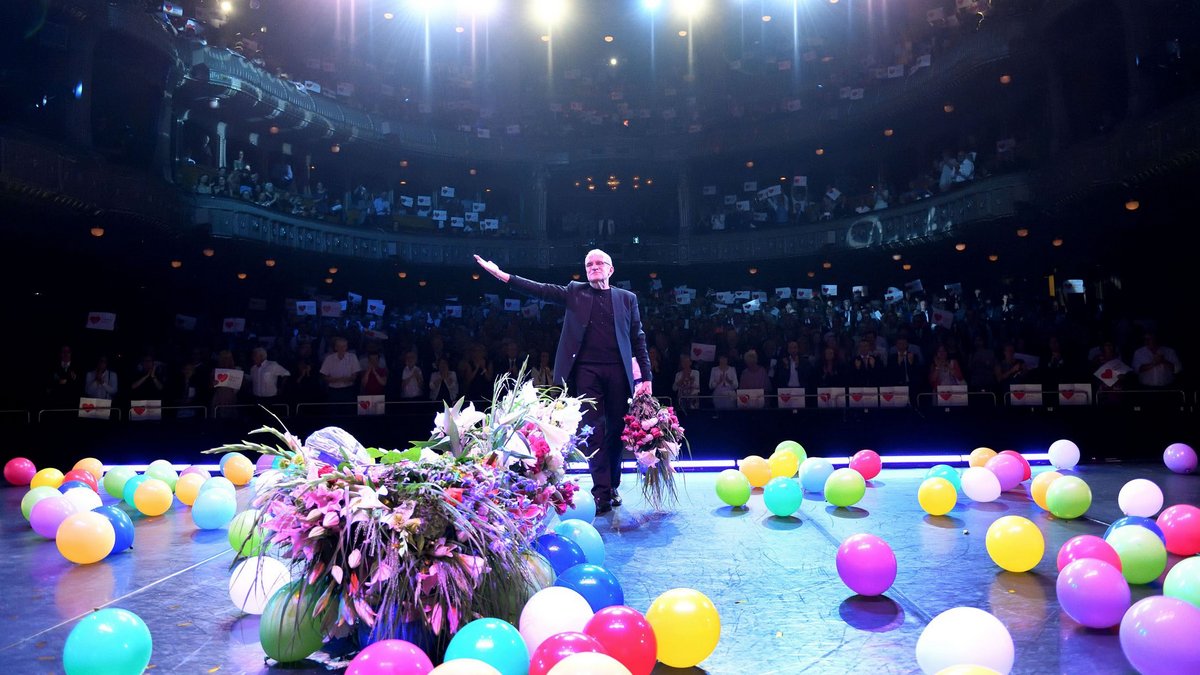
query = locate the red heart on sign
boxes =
[819,393,830,402]
[882,393,894,401]
[779,394,792,403]
[1101,369,1113,379]
[1061,391,1074,400]
[359,401,371,410]
[692,347,702,357]
[1013,391,1025,400]
[224,320,234,329]
[216,373,229,383]
[88,315,100,324]
[939,392,952,401]
[851,393,863,402]
[81,403,95,412]
[133,407,146,415]
[739,395,749,403]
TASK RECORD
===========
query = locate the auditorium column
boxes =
[531,164,549,238]
[676,164,693,264]
[216,122,228,169]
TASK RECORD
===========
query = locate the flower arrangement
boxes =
[621,391,687,511]
[207,368,591,659]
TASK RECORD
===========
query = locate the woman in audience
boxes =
[428,357,459,403]
[929,344,966,388]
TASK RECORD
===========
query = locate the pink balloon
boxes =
[4,457,37,486]
[346,639,434,675]
[849,450,882,481]
[1057,534,1122,572]
[30,496,79,539]
[1120,596,1200,675]
[997,450,1031,481]
[582,606,657,675]
[836,534,897,596]
[180,466,212,480]
[1056,558,1130,628]
[1157,504,1200,556]
[529,632,607,675]
[1163,443,1197,474]
[985,454,1024,492]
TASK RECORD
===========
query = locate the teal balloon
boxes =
[122,475,148,509]
[925,464,962,492]
[553,519,605,566]
[825,468,867,507]
[763,477,803,516]
[799,457,835,494]
[63,608,152,675]
[21,486,60,521]
[259,581,326,663]
[444,618,529,675]
[192,488,237,529]
[715,469,751,507]
[200,476,237,495]
[103,467,136,500]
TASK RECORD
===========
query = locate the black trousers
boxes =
[571,362,630,505]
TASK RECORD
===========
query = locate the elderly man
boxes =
[475,250,652,514]
[250,347,290,406]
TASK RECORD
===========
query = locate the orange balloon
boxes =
[134,478,174,516]
[968,447,997,468]
[175,473,205,506]
[739,456,772,488]
[56,512,116,564]
[72,458,104,483]
[223,456,254,486]
[1029,471,1062,511]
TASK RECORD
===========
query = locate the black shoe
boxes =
[596,502,613,515]
[611,490,622,507]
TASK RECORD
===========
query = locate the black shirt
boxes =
[578,287,621,365]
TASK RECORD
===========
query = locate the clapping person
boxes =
[84,356,118,400]
[360,353,389,396]
[428,357,459,402]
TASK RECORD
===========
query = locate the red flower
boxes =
[317,465,334,477]
[444,487,464,504]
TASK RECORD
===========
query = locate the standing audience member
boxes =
[360,353,389,396]
[47,345,80,407]
[129,355,164,400]
[673,354,700,409]
[320,337,361,404]
[428,357,459,402]
[709,355,739,409]
[249,347,290,407]
[211,350,241,418]
[1132,332,1182,389]
[84,356,118,400]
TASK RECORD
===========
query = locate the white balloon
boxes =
[430,659,501,675]
[916,606,1014,674]
[252,469,283,497]
[961,467,1002,503]
[519,586,593,655]
[1118,479,1164,518]
[1048,439,1080,470]
[228,556,291,614]
[62,486,102,512]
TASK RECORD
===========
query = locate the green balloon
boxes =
[1045,475,1092,519]
[103,467,136,500]
[146,464,178,491]
[774,440,808,463]
[228,509,265,556]
[259,581,327,663]
[21,486,61,521]
[1108,526,1168,585]
[1165,557,1200,609]
[763,477,803,516]
[63,608,152,675]
[824,468,866,507]
[715,469,751,507]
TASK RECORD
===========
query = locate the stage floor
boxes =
[1,463,1195,674]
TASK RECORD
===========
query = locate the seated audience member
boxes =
[739,350,771,391]
[887,336,923,392]
[815,346,846,388]
[1132,332,1182,389]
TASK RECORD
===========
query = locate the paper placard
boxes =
[736,388,765,410]
[78,397,112,420]
[1094,359,1131,388]
[689,343,716,362]
[440,186,456,198]
[130,400,162,421]
[848,387,879,408]
[884,287,904,303]
[504,299,521,312]
[817,387,845,409]
[1013,353,1040,370]
[482,218,499,231]
[357,394,385,416]
[465,212,479,223]
[417,195,432,207]
[363,329,390,340]
[1009,384,1043,406]
[213,368,244,390]
[450,217,465,229]
[936,384,969,406]
[931,308,954,329]
[743,181,757,192]
[174,314,197,330]
[445,305,463,318]
[674,288,692,305]
[724,195,736,205]
[222,317,246,333]
[86,312,116,331]
[702,185,717,196]
[400,196,414,207]
[1058,383,1092,405]
[777,387,806,409]
[1064,279,1085,294]
[796,288,814,300]
[821,285,838,297]
[319,301,342,317]
[432,210,448,221]
[904,279,924,293]
[347,292,362,305]
[878,385,910,408]
[296,301,317,316]
[775,287,792,299]
[367,299,385,316]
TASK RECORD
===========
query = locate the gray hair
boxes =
[584,249,612,266]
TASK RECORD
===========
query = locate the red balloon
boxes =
[529,631,606,675]
[62,469,99,492]
[1057,534,1122,572]
[582,606,657,675]
[849,449,882,481]
[1157,504,1200,556]
[4,457,37,486]
[998,450,1031,482]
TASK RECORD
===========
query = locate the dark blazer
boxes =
[510,275,651,396]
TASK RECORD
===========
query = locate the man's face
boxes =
[584,253,613,285]
[253,351,265,365]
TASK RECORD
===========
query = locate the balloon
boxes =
[985,516,1044,573]
[219,451,248,470]
[561,490,596,523]
[768,450,800,478]
[224,455,254,486]
[1045,475,1090,519]
[961,467,1001,503]
[925,465,961,492]
[1104,516,1166,545]
[918,478,957,517]
[102,467,136,499]
[63,486,102,513]
[1056,535,1121,572]
[933,668,1001,675]
[123,474,148,509]
[645,588,720,669]
[62,469,98,492]
[1029,471,1061,511]
[60,480,92,494]
[1116,478,1163,518]
[1119,596,1200,675]
[346,639,434,675]
[521,587,595,656]
[824,468,866,508]
[200,476,237,495]
[799,457,835,494]
[1106,525,1167,585]
[1056,559,1130,628]
[255,454,276,474]
[714,469,751,507]
[31,495,78,538]
[145,463,179,491]
[431,659,501,675]
[21,485,62,520]
[62,608,152,675]
[583,606,656,675]
[180,465,212,481]
[915,607,1014,675]
[4,457,37,485]
[72,457,104,482]
[93,504,135,555]
[968,447,996,468]
[774,440,807,462]
[444,618,529,675]
[1157,504,1200,555]
[547,652,632,675]
[229,509,266,556]
[175,473,205,506]
[259,581,327,662]
[31,467,64,490]
[556,563,624,613]
[192,487,237,529]
[534,533,588,575]
[836,534,896,596]
[230,556,293,615]
[763,477,803,516]
[1048,439,1080,470]
[1164,557,1200,610]
[983,455,1023,492]
[529,632,606,675]
[1163,442,1198,474]
[56,512,116,565]
[554,519,605,566]
[738,456,772,488]
[134,478,174,517]
[849,449,882,480]
[996,450,1030,481]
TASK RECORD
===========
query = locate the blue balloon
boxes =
[554,519,605,566]
[561,490,597,522]
[534,533,587,574]
[200,476,237,495]
[93,504,135,555]
[925,464,962,492]
[444,618,528,675]
[60,480,92,493]
[763,477,803,516]
[1105,516,1167,545]
[122,475,148,509]
[192,488,237,529]
[555,563,625,612]
[800,458,835,494]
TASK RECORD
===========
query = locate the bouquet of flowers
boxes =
[621,391,687,511]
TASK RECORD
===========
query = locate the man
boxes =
[475,250,652,515]
[250,347,290,407]
[48,345,80,408]
[320,337,361,404]
[1132,332,1182,389]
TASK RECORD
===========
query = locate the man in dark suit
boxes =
[475,250,653,514]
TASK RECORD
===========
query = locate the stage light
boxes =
[220,1,232,14]
[822,261,832,269]
[408,0,439,15]
[324,277,333,284]
[1016,227,1029,237]
[988,254,999,262]
[540,34,550,42]
[400,159,409,168]
[383,12,394,20]
[419,280,428,287]
[642,0,662,10]
[609,57,618,66]
[170,260,182,268]
[237,272,247,280]
[673,0,705,19]
[762,15,771,22]
[264,259,276,267]
[531,0,567,25]
[902,263,912,271]
[883,128,894,137]
[459,0,499,16]
[1124,198,1140,211]
[456,25,465,33]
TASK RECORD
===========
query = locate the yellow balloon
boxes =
[175,473,205,506]
[56,512,116,565]
[134,478,174,516]
[936,666,1002,675]
[645,588,720,668]
[768,450,800,478]
[548,652,633,675]
[430,659,501,675]
[1029,471,1062,511]
[223,456,254,486]
[985,515,1044,573]
[72,458,104,483]
[31,468,64,490]
[738,456,772,488]
[968,447,996,468]
[918,477,957,516]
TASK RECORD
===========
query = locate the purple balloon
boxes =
[985,454,1025,492]
[179,466,212,480]
[30,496,78,539]
[836,534,897,596]
[1056,558,1130,628]
[1120,596,1200,674]
[1164,443,1198,474]
[255,455,275,473]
